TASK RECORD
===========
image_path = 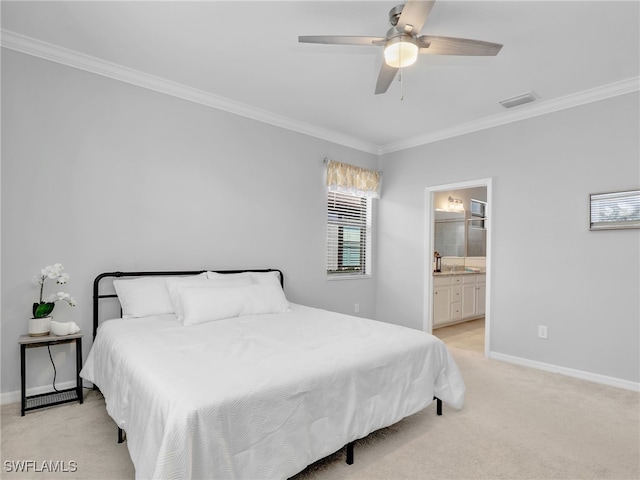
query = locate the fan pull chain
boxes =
[399,46,404,101]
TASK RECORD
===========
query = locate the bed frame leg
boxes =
[434,396,443,416]
[346,441,355,465]
[118,427,126,444]
[345,396,440,466]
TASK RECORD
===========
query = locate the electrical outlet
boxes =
[538,325,548,339]
[354,303,360,313]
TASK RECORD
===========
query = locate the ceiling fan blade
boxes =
[418,35,503,56]
[375,62,399,95]
[396,0,436,34]
[298,35,386,46]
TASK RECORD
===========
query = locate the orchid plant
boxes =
[32,263,77,318]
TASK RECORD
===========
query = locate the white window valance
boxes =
[325,159,381,199]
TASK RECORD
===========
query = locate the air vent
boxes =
[499,91,539,109]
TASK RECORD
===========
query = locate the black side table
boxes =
[19,331,83,416]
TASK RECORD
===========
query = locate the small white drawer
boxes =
[451,285,462,301]
[450,302,462,320]
[434,276,451,286]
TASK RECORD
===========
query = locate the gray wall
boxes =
[1,50,378,394]
[376,92,640,383]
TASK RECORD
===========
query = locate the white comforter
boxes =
[81,304,465,479]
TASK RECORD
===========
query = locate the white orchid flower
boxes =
[59,293,77,307]
[32,263,76,312]
[42,263,64,278]
[44,292,76,306]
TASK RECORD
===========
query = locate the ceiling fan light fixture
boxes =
[299,0,503,95]
[384,35,419,68]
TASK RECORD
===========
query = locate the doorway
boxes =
[423,178,492,357]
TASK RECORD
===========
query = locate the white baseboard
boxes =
[0,380,88,406]
[489,352,640,392]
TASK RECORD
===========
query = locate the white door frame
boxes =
[423,178,493,357]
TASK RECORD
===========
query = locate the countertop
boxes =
[433,270,486,276]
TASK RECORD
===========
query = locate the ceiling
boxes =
[2,1,639,154]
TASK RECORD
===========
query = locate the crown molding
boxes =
[3,29,637,157]
[1,29,380,155]
[378,76,640,155]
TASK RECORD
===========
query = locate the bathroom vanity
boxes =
[433,272,486,328]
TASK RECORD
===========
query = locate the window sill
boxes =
[327,274,372,281]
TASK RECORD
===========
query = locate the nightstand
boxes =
[19,331,84,416]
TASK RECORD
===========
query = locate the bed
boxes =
[81,269,465,479]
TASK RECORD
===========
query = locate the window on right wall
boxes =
[589,189,640,230]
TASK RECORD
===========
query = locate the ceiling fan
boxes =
[299,0,502,95]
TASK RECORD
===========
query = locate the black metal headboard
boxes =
[92,269,284,340]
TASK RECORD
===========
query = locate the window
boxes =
[590,190,640,230]
[470,199,487,229]
[327,191,371,277]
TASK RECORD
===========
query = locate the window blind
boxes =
[327,191,371,276]
[590,190,640,230]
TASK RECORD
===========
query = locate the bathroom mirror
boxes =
[434,211,466,257]
[433,188,487,259]
[434,209,487,257]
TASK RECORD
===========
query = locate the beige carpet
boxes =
[433,318,486,353]
[2,333,639,479]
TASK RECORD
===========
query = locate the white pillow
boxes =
[250,270,283,286]
[241,282,289,316]
[207,270,282,286]
[179,283,290,326]
[113,275,202,319]
[166,275,251,321]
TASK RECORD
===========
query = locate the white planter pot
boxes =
[29,316,51,336]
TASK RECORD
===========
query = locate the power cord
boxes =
[47,343,95,392]
[47,345,60,393]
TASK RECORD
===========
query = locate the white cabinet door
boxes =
[433,286,450,326]
[476,282,486,316]
[462,283,477,318]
